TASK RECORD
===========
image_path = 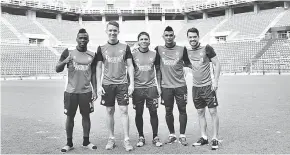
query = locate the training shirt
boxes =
[97,41,132,85]
[187,44,216,87]
[131,48,159,88]
[59,48,97,93]
[155,44,191,88]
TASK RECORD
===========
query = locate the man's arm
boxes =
[91,53,97,94]
[154,48,162,91]
[96,46,104,96]
[183,47,192,69]
[125,45,134,95]
[55,49,70,73]
[205,44,221,91]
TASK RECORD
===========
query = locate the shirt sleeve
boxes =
[182,47,192,67]
[91,53,98,66]
[125,45,133,60]
[96,46,104,61]
[59,48,69,62]
[205,44,216,60]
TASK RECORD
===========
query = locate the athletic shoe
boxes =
[152,136,163,147]
[192,137,209,146]
[211,139,219,150]
[105,138,116,150]
[123,139,134,151]
[82,143,97,150]
[165,135,177,144]
[179,137,188,146]
[136,137,145,147]
[60,145,73,153]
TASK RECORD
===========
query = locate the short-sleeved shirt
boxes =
[59,48,97,93]
[132,48,158,88]
[187,44,216,87]
[155,44,191,88]
[96,41,132,85]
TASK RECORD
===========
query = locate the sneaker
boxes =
[179,137,188,146]
[136,137,145,147]
[60,145,73,153]
[165,135,177,144]
[105,138,116,150]
[123,139,134,151]
[152,136,163,147]
[82,143,97,150]
[211,139,219,150]
[192,137,209,146]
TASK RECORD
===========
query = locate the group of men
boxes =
[55,21,221,153]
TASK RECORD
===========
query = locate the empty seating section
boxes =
[2,14,45,35]
[37,18,81,44]
[1,44,59,76]
[216,8,283,39]
[0,22,19,41]
[82,22,107,45]
[159,0,174,7]
[91,0,106,8]
[135,0,152,7]
[114,0,131,8]
[176,17,223,44]
[211,40,266,72]
[253,39,290,72]
[275,9,290,27]
[148,21,168,45]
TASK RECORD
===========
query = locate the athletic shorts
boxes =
[100,84,129,107]
[161,86,187,107]
[132,86,159,110]
[64,91,93,116]
[192,85,218,109]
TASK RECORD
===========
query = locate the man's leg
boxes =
[197,108,207,138]
[79,92,97,149]
[133,88,145,138]
[61,92,78,153]
[106,106,115,138]
[208,107,219,140]
[117,84,133,151]
[175,86,188,146]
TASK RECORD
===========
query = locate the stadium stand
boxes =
[1,44,59,76]
[0,22,19,42]
[215,8,284,40]
[36,17,81,44]
[274,9,290,27]
[82,21,107,45]
[2,14,45,35]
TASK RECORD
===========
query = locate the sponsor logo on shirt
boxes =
[72,61,90,71]
[106,55,123,63]
[137,64,151,71]
[162,58,178,66]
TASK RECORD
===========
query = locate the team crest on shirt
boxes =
[176,52,179,56]
[149,57,153,61]
[135,58,139,62]
[119,50,125,53]
[64,109,67,114]
[88,57,92,61]
[101,100,105,105]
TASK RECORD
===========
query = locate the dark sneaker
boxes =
[136,137,145,147]
[211,139,219,150]
[165,135,177,144]
[179,137,188,146]
[192,137,209,146]
[152,136,163,147]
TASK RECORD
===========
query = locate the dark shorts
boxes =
[100,84,129,107]
[161,86,187,107]
[192,85,218,109]
[132,86,159,111]
[64,91,93,116]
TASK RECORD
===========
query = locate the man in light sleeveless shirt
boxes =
[155,26,192,146]
[131,32,163,147]
[55,28,98,153]
[96,21,134,151]
[187,27,221,150]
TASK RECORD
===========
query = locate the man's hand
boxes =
[63,52,72,64]
[157,86,162,97]
[97,86,105,96]
[212,80,218,92]
[128,84,134,96]
[92,90,97,102]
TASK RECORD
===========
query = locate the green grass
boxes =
[1,75,290,154]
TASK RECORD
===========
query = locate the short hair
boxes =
[164,26,174,32]
[137,32,150,41]
[78,28,87,34]
[107,21,119,28]
[187,27,199,37]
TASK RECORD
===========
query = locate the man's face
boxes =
[187,32,199,47]
[106,24,119,41]
[76,33,89,48]
[138,35,150,49]
[163,31,175,44]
